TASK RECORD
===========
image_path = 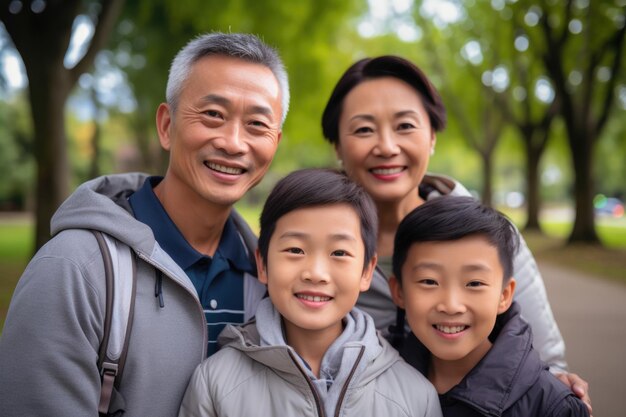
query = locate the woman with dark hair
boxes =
[321,55,591,412]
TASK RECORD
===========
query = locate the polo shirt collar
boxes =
[128,176,254,273]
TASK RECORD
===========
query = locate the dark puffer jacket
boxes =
[400,302,589,417]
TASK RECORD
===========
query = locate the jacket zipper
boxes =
[334,346,365,417]
[137,253,208,357]
[288,350,325,417]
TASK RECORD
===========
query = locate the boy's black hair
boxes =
[258,168,378,268]
[392,196,520,284]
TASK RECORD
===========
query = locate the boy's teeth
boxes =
[297,294,331,302]
[206,162,243,175]
[436,325,467,334]
[371,167,403,175]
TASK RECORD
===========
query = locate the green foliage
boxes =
[0,95,34,210]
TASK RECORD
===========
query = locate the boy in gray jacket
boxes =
[179,168,442,417]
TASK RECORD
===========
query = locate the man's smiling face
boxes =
[157,54,283,208]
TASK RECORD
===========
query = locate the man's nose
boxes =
[214,122,248,155]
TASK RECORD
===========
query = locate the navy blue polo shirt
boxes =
[128,176,255,356]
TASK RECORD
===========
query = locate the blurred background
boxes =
[0,0,625,415]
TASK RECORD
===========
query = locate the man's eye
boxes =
[204,110,222,118]
[250,120,269,128]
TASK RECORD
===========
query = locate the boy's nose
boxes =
[301,258,330,284]
[436,290,467,314]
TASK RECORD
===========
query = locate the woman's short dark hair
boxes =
[392,196,520,285]
[258,168,378,268]
[321,55,447,145]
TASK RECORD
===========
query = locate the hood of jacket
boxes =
[51,173,156,254]
[219,298,402,416]
[402,302,544,415]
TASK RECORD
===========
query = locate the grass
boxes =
[0,219,32,332]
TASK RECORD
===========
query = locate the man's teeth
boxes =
[297,294,331,302]
[206,162,243,175]
[436,325,467,334]
[371,167,403,175]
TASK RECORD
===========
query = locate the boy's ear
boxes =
[359,254,377,292]
[255,249,268,285]
[498,277,516,314]
[388,275,405,309]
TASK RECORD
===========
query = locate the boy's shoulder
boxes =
[449,303,587,416]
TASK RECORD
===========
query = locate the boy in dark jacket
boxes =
[388,196,589,417]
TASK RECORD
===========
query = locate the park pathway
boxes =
[539,261,626,417]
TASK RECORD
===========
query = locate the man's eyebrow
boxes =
[200,94,231,106]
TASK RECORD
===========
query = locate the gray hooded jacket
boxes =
[0,173,266,417]
[179,298,442,417]
[357,173,568,372]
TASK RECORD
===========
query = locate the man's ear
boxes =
[388,275,406,309]
[255,249,268,285]
[498,277,516,314]
[156,103,173,151]
[359,254,377,292]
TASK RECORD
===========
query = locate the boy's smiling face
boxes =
[390,235,515,366]
[257,204,375,342]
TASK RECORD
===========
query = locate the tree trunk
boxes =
[88,87,102,179]
[568,130,599,243]
[525,141,542,231]
[27,63,72,250]
[481,153,493,207]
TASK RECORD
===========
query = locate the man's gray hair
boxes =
[166,32,290,125]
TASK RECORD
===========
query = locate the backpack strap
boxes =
[92,231,137,416]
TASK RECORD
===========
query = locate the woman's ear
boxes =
[255,249,268,285]
[498,277,516,314]
[388,275,406,309]
[359,254,377,292]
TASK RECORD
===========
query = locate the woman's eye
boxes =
[354,126,373,134]
[398,122,415,130]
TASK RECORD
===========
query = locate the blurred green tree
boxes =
[0,0,125,250]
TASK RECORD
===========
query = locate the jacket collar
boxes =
[403,302,544,415]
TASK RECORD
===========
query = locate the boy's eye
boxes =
[285,247,304,254]
[466,281,485,288]
[331,249,349,257]
[418,278,438,286]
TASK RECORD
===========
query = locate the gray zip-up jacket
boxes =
[179,298,442,417]
[0,173,266,417]
[357,173,568,372]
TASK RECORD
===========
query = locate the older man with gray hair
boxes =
[0,32,289,417]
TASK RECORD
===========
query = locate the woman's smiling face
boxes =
[335,76,436,206]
